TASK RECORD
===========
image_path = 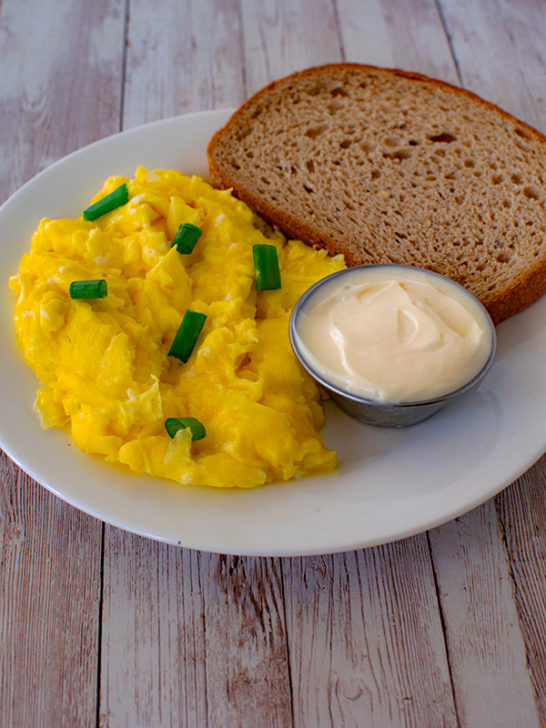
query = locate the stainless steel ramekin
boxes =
[289,264,497,428]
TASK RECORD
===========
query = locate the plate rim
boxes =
[1,108,545,556]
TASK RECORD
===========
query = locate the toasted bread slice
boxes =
[208,64,546,323]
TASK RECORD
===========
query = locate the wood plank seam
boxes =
[119,0,131,132]
[434,0,463,84]
[331,0,347,62]
[96,2,130,726]
[95,524,106,728]
[279,559,296,728]
[494,488,546,721]
[426,531,461,728]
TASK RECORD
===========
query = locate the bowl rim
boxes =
[289,263,497,409]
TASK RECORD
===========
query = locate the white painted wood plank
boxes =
[0,0,126,202]
[496,457,546,722]
[428,502,541,727]
[123,0,245,128]
[100,532,292,727]
[199,552,292,727]
[426,2,545,724]
[337,0,459,84]
[0,453,102,728]
[99,534,208,727]
[438,0,546,130]
[240,0,342,94]
[283,540,457,727]
[0,0,125,725]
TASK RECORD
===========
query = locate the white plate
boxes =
[1,109,545,556]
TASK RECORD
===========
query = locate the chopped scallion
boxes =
[172,223,202,253]
[253,244,281,290]
[69,279,108,299]
[165,417,206,441]
[83,183,129,221]
[168,309,207,362]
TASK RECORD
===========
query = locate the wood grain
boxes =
[496,457,546,722]
[337,0,459,83]
[437,0,546,130]
[0,0,125,725]
[433,2,546,723]
[0,453,102,728]
[123,0,246,128]
[240,0,342,94]
[99,532,292,727]
[429,503,541,727]
[0,0,126,203]
[283,541,458,727]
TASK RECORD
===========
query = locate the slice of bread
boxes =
[208,64,546,323]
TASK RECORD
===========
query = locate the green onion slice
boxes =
[69,279,108,299]
[253,244,281,290]
[172,223,202,253]
[165,417,206,441]
[83,183,129,221]
[168,309,207,362]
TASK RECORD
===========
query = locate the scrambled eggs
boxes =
[10,167,345,488]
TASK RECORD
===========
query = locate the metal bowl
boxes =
[289,265,497,427]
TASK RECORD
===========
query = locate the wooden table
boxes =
[1,1,544,726]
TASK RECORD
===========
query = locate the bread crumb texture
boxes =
[208,65,546,323]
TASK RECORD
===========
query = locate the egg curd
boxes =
[9,167,345,488]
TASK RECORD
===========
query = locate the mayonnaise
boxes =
[294,266,494,403]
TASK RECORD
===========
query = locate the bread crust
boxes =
[207,63,546,324]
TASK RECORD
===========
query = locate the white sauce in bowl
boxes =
[294,266,494,403]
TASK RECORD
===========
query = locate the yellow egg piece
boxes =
[9,167,346,488]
